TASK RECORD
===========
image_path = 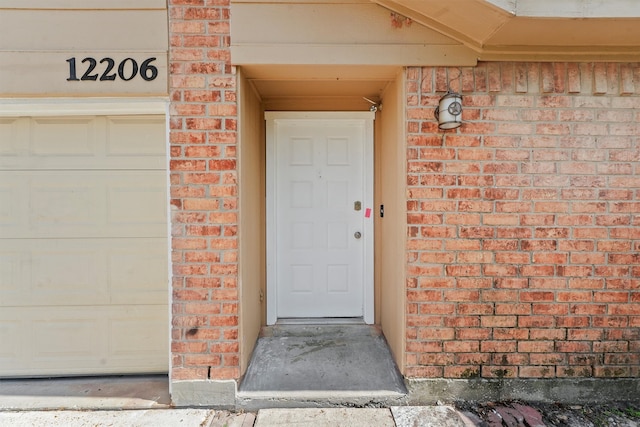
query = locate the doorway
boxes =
[265,112,374,325]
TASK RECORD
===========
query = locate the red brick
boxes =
[407,341,443,353]
[482,290,518,302]
[495,303,531,315]
[497,227,532,239]
[518,316,555,328]
[444,316,481,327]
[443,290,480,301]
[518,341,554,353]
[452,302,493,315]
[592,316,628,328]
[457,278,493,289]
[482,366,517,378]
[484,264,519,276]
[417,353,455,366]
[520,291,555,302]
[594,341,628,353]
[593,291,629,303]
[532,303,568,315]
[444,265,482,277]
[570,304,607,315]
[443,340,480,353]
[557,291,592,302]
[481,341,517,353]
[519,366,556,378]
[568,278,604,289]
[481,316,517,327]
[529,278,566,289]
[418,327,455,340]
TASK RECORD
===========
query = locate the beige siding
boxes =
[0,4,167,96]
[0,0,165,9]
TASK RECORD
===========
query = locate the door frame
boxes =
[265,111,375,325]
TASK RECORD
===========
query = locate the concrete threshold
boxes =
[238,390,408,410]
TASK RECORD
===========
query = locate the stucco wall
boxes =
[238,69,265,374]
[378,73,408,373]
[405,63,640,379]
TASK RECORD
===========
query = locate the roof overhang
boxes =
[373,0,640,61]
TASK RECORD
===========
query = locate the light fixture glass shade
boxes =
[435,92,462,130]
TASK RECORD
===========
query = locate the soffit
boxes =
[231,1,476,102]
[374,0,640,60]
[240,64,398,109]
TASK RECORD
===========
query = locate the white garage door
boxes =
[0,114,169,377]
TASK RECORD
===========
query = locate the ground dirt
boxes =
[454,401,640,427]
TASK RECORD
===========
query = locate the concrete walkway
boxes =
[0,406,476,427]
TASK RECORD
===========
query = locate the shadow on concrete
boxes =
[0,375,170,410]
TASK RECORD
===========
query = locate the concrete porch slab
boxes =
[237,324,407,409]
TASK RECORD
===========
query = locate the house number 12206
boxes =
[66,57,158,82]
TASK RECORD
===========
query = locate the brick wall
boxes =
[168,0,240,382]
[166,1,640,386]
[405,63,640,380]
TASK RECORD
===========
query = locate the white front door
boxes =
[266,112,374,324]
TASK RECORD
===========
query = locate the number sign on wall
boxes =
[66,57,158,82]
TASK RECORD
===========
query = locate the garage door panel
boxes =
[108,174,167,227]
[0,306,168,377]
[0,179,25,231]
[0,171,167,238]
[0,118,22,156]
[0,241,109,306]
[32,117,96,156]
[33,317,103,362]
[0,116,165,170]
[0,113,168,377]
[0,249,25,300]
[0,238,167,307]
[108,243,168,305]
[0,319,23,364]
[32,249,107,305]
[106,116,166,157]
[30,177,100,229]
[110,315,168,359]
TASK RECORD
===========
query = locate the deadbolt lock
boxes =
[354,201,362,211]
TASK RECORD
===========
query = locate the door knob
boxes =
[354,231,362,239]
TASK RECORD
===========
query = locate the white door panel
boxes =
[266,112,374,324]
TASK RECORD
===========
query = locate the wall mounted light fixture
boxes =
[434,90,463,130]
[363,97,382,113]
